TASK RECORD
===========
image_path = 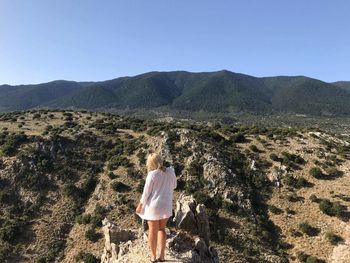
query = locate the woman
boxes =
[135,152,177,262]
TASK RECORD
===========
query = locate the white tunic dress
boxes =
[137,166,177,221]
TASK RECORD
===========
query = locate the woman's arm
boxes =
[136,171,154,213]
[170,166,177,189]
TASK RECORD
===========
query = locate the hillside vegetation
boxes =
[0,110,349,263]
[1,71,350,116]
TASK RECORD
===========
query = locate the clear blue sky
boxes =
[1,0,349,85]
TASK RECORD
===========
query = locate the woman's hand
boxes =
[136,202,143,213]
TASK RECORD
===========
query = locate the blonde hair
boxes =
[146,152,166,172]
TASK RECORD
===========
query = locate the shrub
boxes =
[249,145,260,152]
[76,214,91,225]
[297,251,308,262]
[309,167,323,179]
[74,251,99,263]
[229,132,246,143]
[1,133,28,156]
[309,194,318,203]
[286,193,300,202]
[193,191,222,210]
[111,181,131,192]
[137,150,147,165]
[268,205,283,214]
[319,199,343,218]
[306,256,323,263]
[281,151,305,165]
[85,228,100,242]
[108,156,131,170]
[136,179,145,193]
[269,153,280,162]
[107,171,117,179]
[222,201,238,213]
[193,192,211,205]
[33,113,41,119]
[325,231,343,245]
[284,175,310,189]
[298,222,319,236]
[126,168,141,179]
[325,167,343,178]
[0,219,23,242]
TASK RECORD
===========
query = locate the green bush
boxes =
[249,145,260,152]
[325,231,343,245]
[85,228,100,242]
[284,175,310,189]
[222,201,238,213]
[298,222,319,236]
[126,167,141,179]
[107,171,117,179]
[108,156,131,170]
[309,167,323,179]
[229,132,246,143]
[111,181,131,192]
[0,219,23,242]
[319,199,343,217]
[286,193,300,202]
[297,251,308,262]
[325,167,343,178]
[1,133,28,156]
[74,251,99,263]
[136,179,145,193]
[268,205,283,214]
[306,256,323,263]
[309,194,318,203]
[76,214,91,225]
[269,153,280,162]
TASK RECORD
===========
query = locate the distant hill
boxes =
[332,81,350,92]
[1,71,350,116]
[0,80,92,111]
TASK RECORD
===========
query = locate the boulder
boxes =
[196,204,210,247]
[100,218,135,263]
[190,237,220,263]
[203,155,237,189]
[173,194,211,247]
[173,194,197,233]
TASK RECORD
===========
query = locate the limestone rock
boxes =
[196,204,210,247]
[173,193,197,233]
[203,155,237,189]
[190,237,220,263]
[173,194,211,245]
[100,218,135,263]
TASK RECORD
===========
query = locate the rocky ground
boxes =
[0,110,349,263]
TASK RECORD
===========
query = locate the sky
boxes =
[0,0,350,85]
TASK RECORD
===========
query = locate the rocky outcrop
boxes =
[100,218,135,263]
[192,238,219,263]
[268,165,287,187]
[202,154,237,190]
[173,193,219,262]
[195,204,210,247]
[173,194,197,233]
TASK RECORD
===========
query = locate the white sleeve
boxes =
[140,171,154,204]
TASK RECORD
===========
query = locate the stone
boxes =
[100,218,135,263]
[173,193,197,233]
[196,204,210,247]
[190,237,220,263]
[203,155,237,189]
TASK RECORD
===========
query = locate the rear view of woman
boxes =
[135,152,177,262]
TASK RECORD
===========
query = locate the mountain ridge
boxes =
[1,70,350,116]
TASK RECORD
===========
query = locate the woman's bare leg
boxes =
[158,218,169,260]
[147,220,159,261]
